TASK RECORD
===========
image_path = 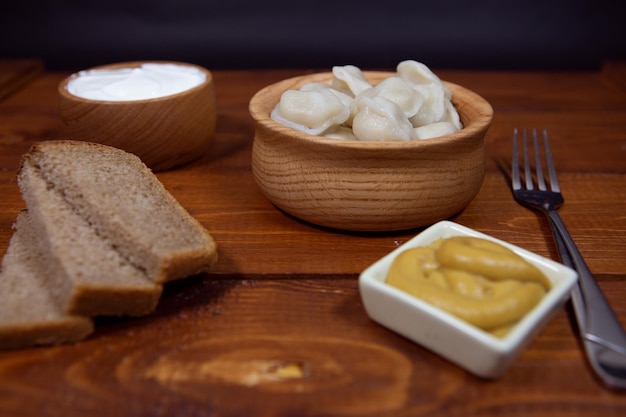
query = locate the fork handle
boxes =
[547,209,626,353]
[548,220,597,348]
[546,221,586,320]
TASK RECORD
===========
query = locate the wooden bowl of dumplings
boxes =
[249,64,493,231]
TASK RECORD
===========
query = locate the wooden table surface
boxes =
[1,60,625,416]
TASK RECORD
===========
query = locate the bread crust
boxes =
[0,140,218,349]
[20,140,218,283]
[0,212,93,349]
[18,161,163,317]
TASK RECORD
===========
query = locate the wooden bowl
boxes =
[58,61,216,171]
[249,71,493,232]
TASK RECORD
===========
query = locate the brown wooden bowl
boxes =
[249,71,493,232]
[58,61,216,171]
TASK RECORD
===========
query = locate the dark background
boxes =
[1,0,625,72]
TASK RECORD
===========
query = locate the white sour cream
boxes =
[66,63,206,101]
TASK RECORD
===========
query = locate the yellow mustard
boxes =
[385,236,551,337]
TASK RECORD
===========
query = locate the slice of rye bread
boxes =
[0,212,93,349]
[19,140,218,284]
[18,161,163,317]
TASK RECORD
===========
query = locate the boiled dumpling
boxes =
[299,82,329,91]
[396,60,458,129]
[300,82,354,109]
[354,76,423,119]
[300,81,355,127]
[271,88,350,135]
[414,121,458,140]
[331,65,372,97]
[397,60,445,90]
[270,60,463,141]
[444,100,463,130]
[352,96,416,142]
[323,126,357,140]
[409,83,447,127]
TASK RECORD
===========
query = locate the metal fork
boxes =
[512,128,626,389]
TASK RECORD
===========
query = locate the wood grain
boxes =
[0,64,626,416]
[0,59,43,101]
[1,279,625,416]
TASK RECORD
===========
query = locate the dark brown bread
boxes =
[18,161,163,316]
[0,212,93,349]
[0,140,219,349]
[19,140,218,283]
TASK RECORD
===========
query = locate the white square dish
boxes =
[358,221,578,378]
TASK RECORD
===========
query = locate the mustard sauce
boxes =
[385,236,551,337]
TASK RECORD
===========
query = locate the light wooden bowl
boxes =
[58,61,216,171]
[249,71,493,232]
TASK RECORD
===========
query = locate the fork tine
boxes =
[543,129,561,192]
[533,129,547,191]
[512,128,521,190]
[522,129,534,190]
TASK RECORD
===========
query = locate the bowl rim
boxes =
[358,220,579,352]
[249,71,494,150]
[58,60,214,104]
